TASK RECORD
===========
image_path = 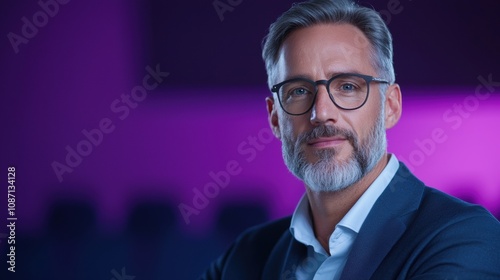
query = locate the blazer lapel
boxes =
[340,163,425,279]
[262,229,307,280]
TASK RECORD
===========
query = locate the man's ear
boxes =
[384,83,402,129]
[266,96,281,139]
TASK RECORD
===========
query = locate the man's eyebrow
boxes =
[283,74,313,81]
[283,70,365,81]
[326,70,364,78]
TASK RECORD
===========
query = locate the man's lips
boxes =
[307,137,347,148]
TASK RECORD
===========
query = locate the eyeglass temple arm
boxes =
[372,77,390,84]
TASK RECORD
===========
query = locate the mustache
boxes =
[297,125,357,147]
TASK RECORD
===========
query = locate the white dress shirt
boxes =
[289,155,400,280]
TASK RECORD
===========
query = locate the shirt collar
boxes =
[290,154,400,246]
[338,154,399,233]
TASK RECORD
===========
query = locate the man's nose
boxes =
[310,85,340,125]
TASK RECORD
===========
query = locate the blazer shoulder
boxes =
[421,186,498,222]
[370,172,500,279]
[404,187,500,277]
[199,217,292,280]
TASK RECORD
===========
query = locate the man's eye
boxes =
[291,88,309,95]
[340,83,356,91]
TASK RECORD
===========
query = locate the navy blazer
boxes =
[201,163,500,279]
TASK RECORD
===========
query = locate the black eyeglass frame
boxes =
[271,73,390,116]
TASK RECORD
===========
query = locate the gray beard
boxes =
[281,110,387,193]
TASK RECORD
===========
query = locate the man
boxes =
[201,0,500,279]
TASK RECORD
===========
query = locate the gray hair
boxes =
[261,0,395,93]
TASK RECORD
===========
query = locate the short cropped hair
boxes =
[262,0,395,90]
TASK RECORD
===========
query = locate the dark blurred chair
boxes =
[187,200,271,277]
[47,200,97,240]
[126,201,177,239]
[45,199,99,280]
[125,200,178,280]
[215,201,269,243]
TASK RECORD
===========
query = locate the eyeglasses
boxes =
[271,73,389,115]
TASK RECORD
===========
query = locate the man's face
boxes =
[267,23,393,192]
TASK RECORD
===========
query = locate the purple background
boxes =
[1,0,499,279]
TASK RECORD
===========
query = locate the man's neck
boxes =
[306,154,390,254]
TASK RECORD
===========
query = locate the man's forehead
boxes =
[274,23,375,80]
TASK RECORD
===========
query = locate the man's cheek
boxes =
[279,120,295,140]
